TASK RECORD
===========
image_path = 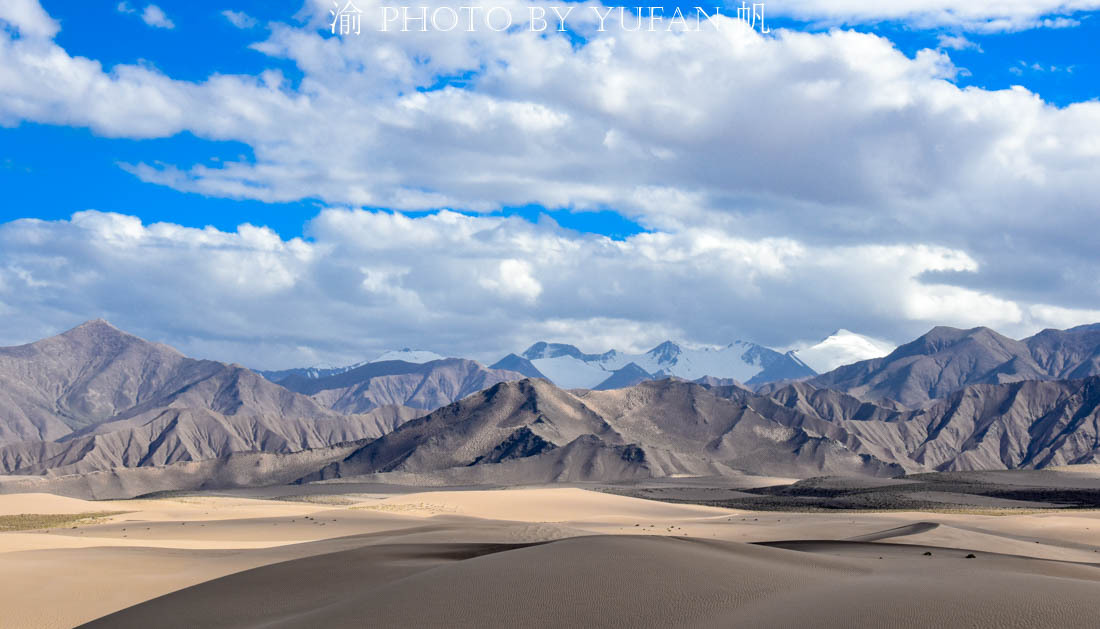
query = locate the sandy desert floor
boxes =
[2,478,1100,628]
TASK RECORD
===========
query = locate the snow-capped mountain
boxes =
[788,330,896,373]
[515,340,816,389]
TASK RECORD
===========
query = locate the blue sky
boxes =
[5,1,660,238]
[1,0,1099,368]
[3,2,1096,239]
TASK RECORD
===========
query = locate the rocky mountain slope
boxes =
[5,321,1100,491]
[298,375,1100,485]
[258,349,445,383]
[804,324,1100,407]
[771,379,1100,471]
[276,358,526,413]
[0,321,422,476]
[297,379,906,484]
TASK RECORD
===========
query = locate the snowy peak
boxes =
[522,342,613,362]
[514,338,816,390]
[790,330,897,373]
[645,341,682,365]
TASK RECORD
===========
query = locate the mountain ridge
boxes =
[276,358,527,413]
[514,339,816,389]
[804,325,1100,407]
[4,320,1100,496]
[0,321,426,476]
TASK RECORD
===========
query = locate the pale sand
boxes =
[0,493,117,516]
[1,488,1098,628]
[370,487,731,521]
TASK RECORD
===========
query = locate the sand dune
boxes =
[845,521,940,542]
[86,535,1100,629]
[0,492,108,516]
[2,484,1099,628]
[373,487,730,522]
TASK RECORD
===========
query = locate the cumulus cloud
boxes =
[117,2,174,29]
[141,4,174,29]
[4,1,1098,246]
[0,210,1079,369]
[222,9,257,29]
[479,260,543,303]
[0,0,58,38]
[772,1,1097,31]
[0,1,1099,364]
[937,34,982,51]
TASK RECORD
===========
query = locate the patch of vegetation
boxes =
[131,490,206,500]
[0,511,129,532]
[631,481,1100,513]
[650,499,1060,515]
[271,494,361,505]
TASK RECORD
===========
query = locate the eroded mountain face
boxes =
[0,320,422,476]
[2,321,1099,495]
[805,325,1100,407]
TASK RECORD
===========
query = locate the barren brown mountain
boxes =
[299,375,1100,485]
[802,324,1100,406]
[298,378,906,484]
[276,358,525,413]
[3,322,1100,496]
[0,321,421,477]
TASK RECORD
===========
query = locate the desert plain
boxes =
[1,467,1099,628]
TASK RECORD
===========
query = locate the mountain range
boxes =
[298,375,1100,485]
[275,358,525,413]
[297,378,904,485]
[0,321,422,477]
[264,332,897,392]
[3,320,1100,498]
[258,349,447,383]
[801,324,1100,407]
[490,340,818,389]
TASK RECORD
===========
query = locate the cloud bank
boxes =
[0,1,1098,366]
[772,1,1097,31]
[0,209,1090,369]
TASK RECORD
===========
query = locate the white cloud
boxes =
[117,2,134,15]
[222,10,256,29]
[0,209,1067,368]
[771,1,1097,31]
[937,34,982,51]
[480,259,543,303]
[1010,60,1076,75]
[0,1,1099,362]
[140,4,174,29]
[1028,305,1100,330]
[3,2,1097,219]
[0,0,59,38]
[5,3,1094,247]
